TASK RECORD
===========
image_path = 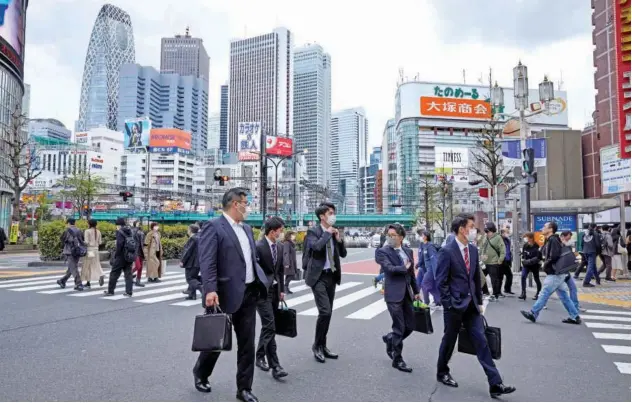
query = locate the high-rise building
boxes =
[219,84,229,155]
[359,148,381,214]
[293,44,331,189]
[117,64,209,155]
[28,119,72,142]
[330,108,368,214]
[208,112,220,149]
[381,118,397,213]
[22,83,30,118]
[228,27,293,150]
[76,4,135,132]
[160,27,210,85]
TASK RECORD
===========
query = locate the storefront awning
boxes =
[531,199,621,214]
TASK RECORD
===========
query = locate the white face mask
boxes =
[523,238,529,243]
[386,237,398,248]
[237,203,250,219]
[326,214,336,226]
[467,229,477,242]
[290,235,296,242]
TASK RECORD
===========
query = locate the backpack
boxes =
[122,231,138,263]
[70,232,87,258]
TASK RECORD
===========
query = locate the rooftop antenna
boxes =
[398,67,404,85]
[558,70,565,91]
[185,26,190,37]
[462,69,466,84]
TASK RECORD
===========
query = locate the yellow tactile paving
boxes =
[579,294,631,308]
[0,270,66,279]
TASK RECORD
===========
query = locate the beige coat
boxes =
[81,228,104,282]
[145,231,162,279]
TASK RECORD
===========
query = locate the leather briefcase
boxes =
[457,315,501,360]
[274,301,297,338]
[191,306,233,352]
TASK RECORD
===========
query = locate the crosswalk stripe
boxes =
[300,286,379,316]
[0,274,67,285]
[581,315,631,323]
[592,332,632,340]
[103,282,186,300]
[284,282,361,308]
[136,292,191,304]
[584,322,631,330]
[43,274,183,296]
[0,277,67,289]
[614,362,631,374]
[346,298,387,320]
[9,282,71,292]
[586,309,631,316]
[601,345,631,355]
[171,298,204,307]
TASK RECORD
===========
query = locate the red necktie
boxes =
[464,246,470,274]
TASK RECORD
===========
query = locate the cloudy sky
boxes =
[25,0,594,148]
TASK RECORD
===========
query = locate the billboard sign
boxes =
[600,145,631,195]
[75,132,89,144]
[501,138,547,167]
[148,128,191,153]
[0,0,25,79]
[124,118,151,149]
[533,214,577,232]
[238,122,261,161]
[434,147,469,182]
[420,96,491,120]
[614,0,631,158]
[266,135,293,157]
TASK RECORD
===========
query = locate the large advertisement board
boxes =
[0,0,25,79]
[600,145,631,195]
[613,0,631,159]
[434,146,469,182]
[148,128,192,154]
[124,118,151,149]
[501,138,547,167]
[238,122,261,161]
[266,135,293,157]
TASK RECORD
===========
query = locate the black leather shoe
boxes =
[272,366,288,379]
[185,295,196,300]
[255,358,269,371]
[322,346,338,359]
[57,280,66,289]
[520,310,536,323]
[562,316,582,325]
[392,359,412,373]
[489,383,516,398]
[236,389,258,402]
[193,371,211,393]
[312,346,325,363]
[437,373,458,387]
[382,335,393,359]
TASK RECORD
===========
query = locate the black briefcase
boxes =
[412,302,433,334]
[458,316,501,360]
[191,306,233,352]
[274,301,297,338]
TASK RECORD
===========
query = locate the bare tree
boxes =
[0,105,42,223]
[416,174,444,231]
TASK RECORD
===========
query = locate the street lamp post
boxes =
[255,148,308,216]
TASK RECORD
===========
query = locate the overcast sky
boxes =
[25,0,594,148]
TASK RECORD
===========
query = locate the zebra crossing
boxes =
[0,272,400,320]
[582,309,631,375]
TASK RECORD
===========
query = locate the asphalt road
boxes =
[0,250,629,402]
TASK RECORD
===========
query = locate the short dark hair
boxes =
[546,221,558,233]
[264,217,285,235]
[421,230,432,242]
[189,224,200,234]
[222,187,249,210]
[115,217,126,226]
[67,218,76,225]
[150,222,159,230]
[315,202,336,221]
[88,219,97,228]
[416,228,424,236]
[284,230,296,241]
[133,220,140,227]
[560,230,572,237]
[451,213,475,234]
[386,223,406,238]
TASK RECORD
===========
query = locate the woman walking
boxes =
[81,219,104,288]
[417,231,440,307]
[519,232,542,300]
[131,221,146,287]
[282,231,298,294]
[145,222,163,282]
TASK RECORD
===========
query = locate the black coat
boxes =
[541,234,563,275]
[521,243,542,269]
[112,226,133,267]
[0,227,7,251]
[303,225,347,288]
[282,240,297,276]
[181,234,199,269]
[256,238,284,292]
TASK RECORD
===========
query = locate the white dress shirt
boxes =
[394,247,409,266]
[223,213,255,284]
[321,225,334,271]
[455,237,470,269]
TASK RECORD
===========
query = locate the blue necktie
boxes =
[271,243,277,265]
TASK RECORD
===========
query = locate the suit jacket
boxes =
[375,246,419,303]
[199,215,270,314]
[256,238,284,294]
[181,234,199,269]
[435,239,483,311]
[304,225,348,287]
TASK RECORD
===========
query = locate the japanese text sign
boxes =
[420,96,491,120]
[266,136,293,157]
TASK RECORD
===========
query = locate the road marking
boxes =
[586,309,631,316]
[171,298,204,307]
[41,274,183,295]
[136,292,192,304]
[601,345,631,355]
[346,298,387,320]
[0,276,70,288]
[614,362,631,374]
[581,315,631,323]
[285,282,361,308]
[103,282,186,300]
[584,322,631,330]
[299,286,378,316]
[0,270,66,279]
[592,332,631,340]
[286,284,310,294]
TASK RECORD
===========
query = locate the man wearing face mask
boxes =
[435,214,515,398]
[194,188,270,402]
[303,202,347,363]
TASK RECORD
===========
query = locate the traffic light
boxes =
[522,148,537,184]
[119,191,133,201]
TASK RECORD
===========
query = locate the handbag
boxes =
[553,245,577,275]
[412,301,433,334]
[191,306,233,352]
[274,301,297,338]
[458,315,501,360]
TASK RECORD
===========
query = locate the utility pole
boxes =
[260,131,268,217]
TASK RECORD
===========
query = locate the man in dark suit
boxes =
[194,188,270,402]
[304,202,347,363]
[375,223,420,373]
[255,216,287,379]
[435,214,515,398]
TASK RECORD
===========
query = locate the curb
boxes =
[27,259,181,268]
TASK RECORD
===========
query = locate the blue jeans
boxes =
[375,272,384,283]
[583,253,599,285]
[531,274,579,320]
[563,275,580,311]
[416,267,429,303]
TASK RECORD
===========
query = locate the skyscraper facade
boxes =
[219,84,229,155]
[330,108,368,214]
[28,119,72,142]
[228,27,293,150]
[117,64,208,155]
[208,112,220,149]
[381,118,397,213]
[76,4,135,132]
[293,44,331,189]
[160,28,210,84]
